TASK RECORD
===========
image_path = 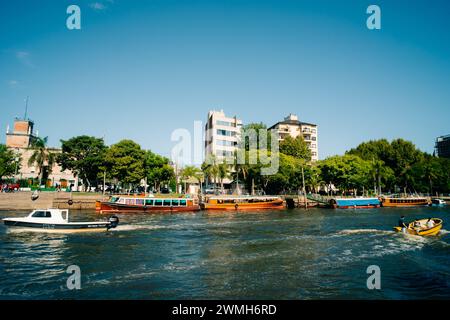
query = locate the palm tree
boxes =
[202,154,219,193]
[180,165,203,194]
[28,137,56,186]
[217,163,230,194]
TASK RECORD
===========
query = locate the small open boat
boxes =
[393,218,443,236]
[3,209,119,232]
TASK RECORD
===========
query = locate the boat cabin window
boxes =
[136,199,144,206]
[172,200,179,206]
[145,199,154,206]
[180,200,186,206]
[154,199,163,206]
[163,200,171,206]
[32,211,51,218]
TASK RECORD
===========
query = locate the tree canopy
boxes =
[145,150,175,192]
[104,140,146,186]
[57,135,107,190]
[0,144,18,180]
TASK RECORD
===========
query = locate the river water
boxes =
[0,207,449,299]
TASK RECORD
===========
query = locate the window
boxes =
[217,129,236,137]
[155,199,163,206]
[180,200,187,206]
[216,150,234,157]
[145,199,154,206]
[163,199,171,206]
[136,199,144,206]
[216,120,236,127]
[311,136,316,141]
[172,200,179,206]
[216,140,236,147]
[32,211,51,218]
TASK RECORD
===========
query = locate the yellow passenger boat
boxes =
[393,218,443,236]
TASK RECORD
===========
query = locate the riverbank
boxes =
[0,192,104,210]
[0,192,448,211]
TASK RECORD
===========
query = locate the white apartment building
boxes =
[268,114,319,161]
[204,110,242,162]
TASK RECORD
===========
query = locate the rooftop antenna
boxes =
[24,96,29,120]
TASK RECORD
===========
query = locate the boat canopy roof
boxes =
[25,209,69,223]
[208,195,281,200]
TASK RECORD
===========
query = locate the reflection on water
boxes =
[0,207,449,299]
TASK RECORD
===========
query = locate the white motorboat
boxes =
[3,209,119,232]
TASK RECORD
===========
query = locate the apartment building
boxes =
[268,114,319,161]
[435,134,450,158]
[204,110,242,162]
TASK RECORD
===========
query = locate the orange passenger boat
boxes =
[200,196,284,211]
[96,195,200,214]
[380,196,430,207]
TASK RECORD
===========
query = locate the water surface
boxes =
[0,207,449,299]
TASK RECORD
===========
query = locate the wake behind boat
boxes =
[3,209,119,232]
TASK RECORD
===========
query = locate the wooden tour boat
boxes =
[200,196,284,211]
[380,196,430,207]
[393,218,443,236]
[96,195,200,214]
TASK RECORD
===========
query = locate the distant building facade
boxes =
[204,110,242,161]
[5,117,78,189]
[268,114,319,161]
[435,134,450,158]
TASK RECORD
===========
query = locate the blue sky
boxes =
[1,0,449,159]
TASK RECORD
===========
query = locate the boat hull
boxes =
[3,219,112,231]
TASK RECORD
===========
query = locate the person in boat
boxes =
[426,218,435,228]
[398,216,408,230]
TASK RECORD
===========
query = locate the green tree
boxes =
[217,163,230,193]
[241,122,271,151]
[145,150,175,192]
[57,136,107,191]
[202,154,219,192]
[279,135,312,161]
[104,140,146,188]
[0,144,18,180]
[27,137,56,185]
[180,165,203,193]
[318,155,373,195]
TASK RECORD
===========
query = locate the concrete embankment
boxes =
[0,192,104,211]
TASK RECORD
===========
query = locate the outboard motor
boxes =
[107,215,119,230]
[31,190,39,201]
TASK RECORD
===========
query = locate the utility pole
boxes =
[302,166,307,209]
[102,170,106,196]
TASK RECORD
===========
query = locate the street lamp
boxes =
[14,156,20,183]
